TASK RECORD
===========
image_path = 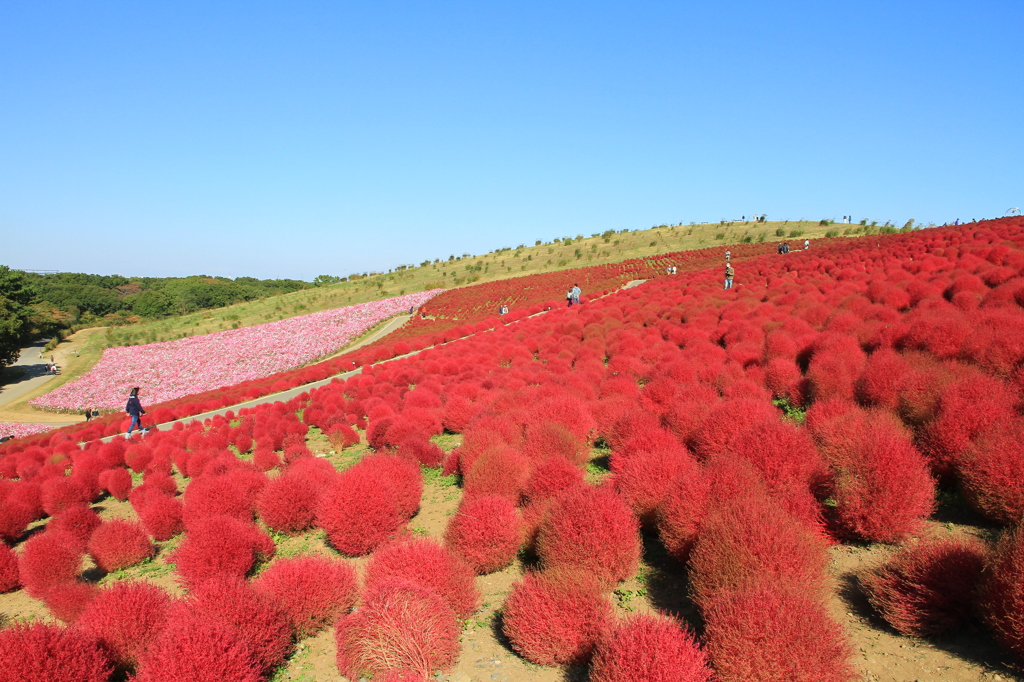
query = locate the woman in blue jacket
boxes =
[125,387,146,438]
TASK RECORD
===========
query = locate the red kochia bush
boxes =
[444,494,522,574]
[958,419,1024,524]
[0,543,20,593]
[134,619,262,682]
[18,530,83,599]
[78,581,172,666]
[462,444,531,501]
[364,537,480,619]
[181,475,252,525]
[169,515,275,587]
[860,536,987,637]
[335,578,460,680]
[316,464,405,556]
[256,471,319,533]
[702,582,856,682]
[590,613,713,682]
[524,456,584,501]
[48,505,102,547]
[254,555,358,638]
[0,499,35,543]
[612,446,698,523]
[43,580,99,623]
[98,467,133,501]
[172,575,292,672]
[981,525,1024,660]
[502,571,613,666]
[39,476,91,516]
[88,519,154,572]
[0,622,113,682]
[536,485,641,589]
[136,493,185,541]
[358,453,423,518]
[656,464,712,562]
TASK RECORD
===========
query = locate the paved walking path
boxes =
[0,341,58,409]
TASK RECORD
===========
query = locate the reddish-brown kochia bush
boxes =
[590,613,713,682]
[254,555,358,638]
[98,467,133,501]
[860,536,987,637]
[316,465,406,556]
[18,530,83,599]
[702,582,856,682]
[359,453,423,518]
[444,494,523,574]
[959,419,1024,525]
[48,505,102,547]
[656,465,712,562]
[136,493,185,541]
[0,621,113,682]
[611,446,696,523]
[78,581,173,667]
[462,444,531,501]
[171,575,292,672]
[42,580,99,623]
[169,515,275,587]
[256,471,319,533]
[524,456,584,501]
[88,519,154,572]
[981,525,1024,660]
[134,619,262,682]
[830,415,935,542]
[364,537,480,619]
[502,571,614,666]
[536,485,640,589]
[335,578,460,680]
[326,422,361,452]
[0,543,20,593]
[689,495,828,607]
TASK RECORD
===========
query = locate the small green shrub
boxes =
[715,233,726,240]
[825,230,839,238]
[788,230,804,238]
[775,228,786,236]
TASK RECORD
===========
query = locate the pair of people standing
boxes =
[566,283,581,306]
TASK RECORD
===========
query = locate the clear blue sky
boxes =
[2,1,1021,280]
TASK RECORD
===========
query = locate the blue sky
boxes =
[2,1,1021,280]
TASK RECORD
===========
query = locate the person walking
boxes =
[571,283,581,305]
[804,239,810,250]
[724,262,735,290]
[725,250,731,260]
[566,288,574,307]
[125,387,146,438]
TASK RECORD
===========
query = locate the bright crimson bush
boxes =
[502,571,613,666]
[364,537,480,619]
[134,618,262,682]
[181,475,252,525]
[18,530,83,599]
[959,418,1024,524]
[443,494,522,574]
[88,519,154,572]
[42,581,99,623]
[590,613,712,682]
[981,525,1024,660]
[335,577,460,680]
[136,493,185,541]
[169,515,274,587]
[0,622,113,682]
[535,485,641,589]
[656,464,712,562]
[0,543,19,593]
[861,535,987,637]
[255,471,319,533]
[98,467,132,501]
[78,580,173,666]
[254,555,358,638]
[316,464,405,556]
[48,505,102,547]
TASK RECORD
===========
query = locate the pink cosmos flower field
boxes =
[0,422,55,439]
[31,290,442,413]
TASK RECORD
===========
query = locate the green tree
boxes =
[0,266,32,368]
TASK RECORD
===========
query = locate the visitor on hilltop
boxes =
[724,262,735,290]
[566,288,574,307]
[725,250,731,260]
[84,407,92,421]
[777,242,784,255]
[804,239,810,250]
[125,387,146,439]
[572,283,581,306]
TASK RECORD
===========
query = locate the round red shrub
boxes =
[612,446,697,523]
[590,613,712,682]
[39,476,91,516]
[860,535,987,637]
[169,515,275,587]
[656,465,712,562]
[959,419,1024,525]
[0,543,20,593]
[702,582,856,682]
[0,500,36,543]
[98,467,132,501]
[316,465,405,556]
[19,530,83,599]
[181,475,252,525]
[502,571,613,666]
[524,456,584,501]
[335,577,460,680]
[0,621,113,682]
[444,494,522,574]
[462,444,531,501]
[88,519,154,572]
[254,555,358,638]
[134,618,262,682]
[172,574,292,672]
[137,493,184,541]
[256,471,319,533]
[48,505,102,547]
[78,581,172,667]
[358,453,423,518]
[42,580,99,623]
[365,537,479,619]
[981,525,1024,660]
[536,485,640,589]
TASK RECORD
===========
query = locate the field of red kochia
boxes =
[2,217,1024,680]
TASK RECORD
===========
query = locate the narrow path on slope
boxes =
[0,341,58,409]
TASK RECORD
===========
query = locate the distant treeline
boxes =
[19,270,311,327]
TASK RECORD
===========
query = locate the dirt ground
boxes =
[2,429,1022,682]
